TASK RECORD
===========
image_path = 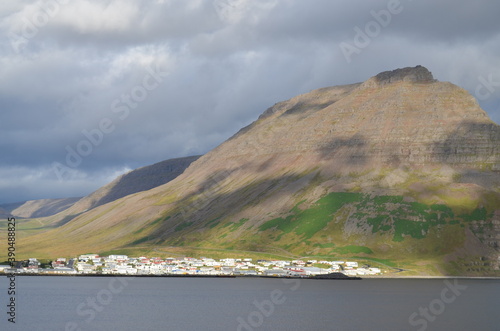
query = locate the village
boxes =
[0,254,382,277]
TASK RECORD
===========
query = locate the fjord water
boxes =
[1,276,498,331]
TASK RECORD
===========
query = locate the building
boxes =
[264,269,287,277]
[0,265,11,272]
[78,254,99,262]
[108,255,128,262]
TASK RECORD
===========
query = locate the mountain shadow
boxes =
[430,120,500,170]
[92,155,201,209]
[318,133,369,166]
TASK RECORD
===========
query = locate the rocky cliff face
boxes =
[198,66,499,173]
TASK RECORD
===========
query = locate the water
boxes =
[0,276,499,331]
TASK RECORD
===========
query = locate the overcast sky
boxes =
[1,0,499,204]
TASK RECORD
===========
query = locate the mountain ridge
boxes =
[69,155,202,214]
[5,198,81,219]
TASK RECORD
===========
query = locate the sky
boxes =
[0,0,499,204]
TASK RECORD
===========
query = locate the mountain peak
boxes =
[362,65,436,88]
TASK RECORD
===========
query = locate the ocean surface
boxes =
[0,276,499,331]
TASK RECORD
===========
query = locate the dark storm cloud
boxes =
[388,0,500,42]
[0,0,499,203]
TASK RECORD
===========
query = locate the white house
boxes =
[115,265,136,275]
[108,255,128,262]
[76,263,95,274]
[0,265,11,272]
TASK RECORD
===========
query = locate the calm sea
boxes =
[0,276,498,331]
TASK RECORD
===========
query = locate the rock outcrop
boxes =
[362,65,436,87]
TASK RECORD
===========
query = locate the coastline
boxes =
[4,272,500,280]
[2,272,362,280]
[362,275,500,280]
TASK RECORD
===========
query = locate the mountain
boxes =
[66,155,202,214]
[0,156,200,220]
[5,198,81,218]
[15,66,500,276]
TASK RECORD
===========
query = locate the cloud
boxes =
[0,0,499,203]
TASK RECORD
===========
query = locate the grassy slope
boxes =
[5,171,499,276]
[3,165,499,277]
[151,187,499,276]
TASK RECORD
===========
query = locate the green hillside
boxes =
[142,190,497,276]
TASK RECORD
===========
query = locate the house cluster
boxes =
[1,255,382,277]
[0,258,41,274]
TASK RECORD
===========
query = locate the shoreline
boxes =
[2,273,361,280]
[362,275,500,280]
[3,273,500,280]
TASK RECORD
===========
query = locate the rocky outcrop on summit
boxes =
[362,65,436,87]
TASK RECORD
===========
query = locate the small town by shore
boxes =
[0,254,382,278]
